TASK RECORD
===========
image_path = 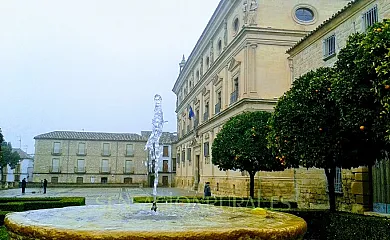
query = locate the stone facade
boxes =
[173,0,351,202]
[33,131,177,186]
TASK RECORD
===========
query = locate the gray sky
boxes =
[0,0,220,154]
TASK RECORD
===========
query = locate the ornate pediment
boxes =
[228,58,241,72]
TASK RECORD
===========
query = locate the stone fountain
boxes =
[4,95,307,239]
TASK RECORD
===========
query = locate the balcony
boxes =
[49,166,61,173]
[100,167,111,174]
[74,167,86,174]
[215,102,221,114]
[230,90,238,105]
[203,112,209,122]
[123,167,134,174]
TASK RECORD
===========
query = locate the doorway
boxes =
[195,155,200,185]
[162,176,169,186]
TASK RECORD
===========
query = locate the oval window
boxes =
[233,18,240,33]
[295,8,314,22]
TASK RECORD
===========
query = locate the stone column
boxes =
[351,167,371,213]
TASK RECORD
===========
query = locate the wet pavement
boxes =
[0,187,201,205]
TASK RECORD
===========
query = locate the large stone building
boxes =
[287,0,390,213]
[33,131,177,186]
[173,0,351,199]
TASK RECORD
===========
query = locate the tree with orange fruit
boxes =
[269,67,343,212]
[212,111,284,199]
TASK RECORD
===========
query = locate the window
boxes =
[181,150,185,163]
[101,159,110,173]
[126,144,134,156]
[326,167,343,193]
[53,142,61,155]
[204,142,209,157]
[51,177,58,184]
[77,142,86,155]
[217,40,222,54]
[51,158,60,173]
[125,160,133,173]
[177,153,180,167]
[124,177,132,184]
[196,70,200,81]
[363,5,378,31]
[215,91,222,114]
[233,18,240,33]
[163,160,169,172]
[172,158,177,171]
[102,143,110,156]
[206,57,210,69]
[101,177,108,184]
[295,8,314,22]
[323,34,336,60]
[76,159,85,173]
[230,78,239,105]
[76,177,83,184]
[187,148,191,161]
[163,146,169,157]
[204,102,209,121]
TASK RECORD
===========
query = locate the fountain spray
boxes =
[145,94,164,212]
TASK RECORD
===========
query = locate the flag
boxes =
[188,106,195,119]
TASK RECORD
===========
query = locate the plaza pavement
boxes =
[0,187,201,205]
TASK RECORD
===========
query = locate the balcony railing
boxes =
[49,166,61,173]
[123,167,134,174]
[74,167,86,173]
[203,112,209,122]
[215,102,221,114]
[100,167,111,174]
[230,90,238,105]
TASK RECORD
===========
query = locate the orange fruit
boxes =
[385,85,390,90]
[360,126,365,131]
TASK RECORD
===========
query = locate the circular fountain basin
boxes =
[5,203,306,240]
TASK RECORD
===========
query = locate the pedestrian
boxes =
[21,178,26,194]
[40,180,43,193]
[204,182,211,197]
[43,179,48,194]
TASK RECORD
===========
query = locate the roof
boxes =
[287,0,361,53]
[141,131,178,144]
[12,148,33,159]
[34,131,145,142]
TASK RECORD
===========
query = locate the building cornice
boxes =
[172,0,234,93]
[175,27,307,113]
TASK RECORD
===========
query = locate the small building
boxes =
[2,148,34,188]
[33,131,177,186]
[141,131,177,187]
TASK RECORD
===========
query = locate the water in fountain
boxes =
[145,94,164,211]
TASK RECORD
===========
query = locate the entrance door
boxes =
[163,160,168,172]
[76,177,83,184]
[124,177,133,184]
[195,155,200,185]
[162,176,169,186]
[373,159,390,213]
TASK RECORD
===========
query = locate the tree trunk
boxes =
[325,167,336,212]
[249,172,255,199]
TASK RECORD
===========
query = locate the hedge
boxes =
[277,209,390,240]
[0,197,85,226]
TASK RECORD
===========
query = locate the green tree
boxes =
[269,67,343,211]
[331,31,388,169]
[212,111,284,198]
[356,20,390,141]
[0,142,21,183]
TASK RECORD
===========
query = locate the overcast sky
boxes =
[0,0,220,154]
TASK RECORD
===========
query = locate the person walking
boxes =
[21,178,26,194]
[43,179,48,194]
